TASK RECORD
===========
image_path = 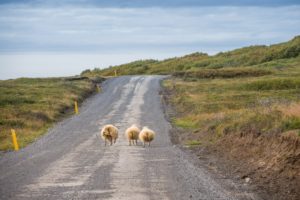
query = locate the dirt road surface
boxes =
[0,76,258,200]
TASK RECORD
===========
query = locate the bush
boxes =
[80,69,91,76]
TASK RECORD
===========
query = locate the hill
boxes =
[81,36,300,77]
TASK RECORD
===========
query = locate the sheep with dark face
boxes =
[139,127,155,147]
[125,124,140,146]
[100,124,118,146]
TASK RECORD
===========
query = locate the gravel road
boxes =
[0,76,258,200]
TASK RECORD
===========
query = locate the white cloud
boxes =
[0,5,299,79]
[0,5,299,52]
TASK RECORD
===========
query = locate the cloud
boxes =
[0,5,299,54]
[0,0,299,7]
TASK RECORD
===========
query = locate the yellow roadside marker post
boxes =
[74,101,79,114]
[114,70,117,77]
[96,85,100,93]
[11,129,19,151]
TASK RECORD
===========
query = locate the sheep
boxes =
[125,125,140,146]
[139,127,155,147]
[100,124,118,146]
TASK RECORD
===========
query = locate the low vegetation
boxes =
[0,77,98,151]
[81,36,300,77]
[173,67,272,80]
[185,140,202,147]
[164,56,300,142]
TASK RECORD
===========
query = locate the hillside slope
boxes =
[81,36,300,76]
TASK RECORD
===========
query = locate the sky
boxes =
[0,0,300,79]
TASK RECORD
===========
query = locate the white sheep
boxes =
[125,124,140,146]
[139,126,155,147]
[100,124,118,146]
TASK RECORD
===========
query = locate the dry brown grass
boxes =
[278,103,300,117]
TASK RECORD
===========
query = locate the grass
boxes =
[173,67,272,79]
[282,117,300,130]
[163,55,300,141]
[174,118,198,129]
[243,78,300,90]
[185,140,202,147]
[0,77,97,151]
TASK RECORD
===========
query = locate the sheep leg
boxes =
[129,140,131,146]
[148,142,150,147]
[105,139,107,146]
[143,142,145,148]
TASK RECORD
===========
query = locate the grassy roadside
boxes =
[162,56,300,199]
[0,77,101,151]
[163,56,300,143]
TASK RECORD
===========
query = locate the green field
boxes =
[0,77,97,151]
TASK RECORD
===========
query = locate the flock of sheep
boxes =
[100,124,155,147]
